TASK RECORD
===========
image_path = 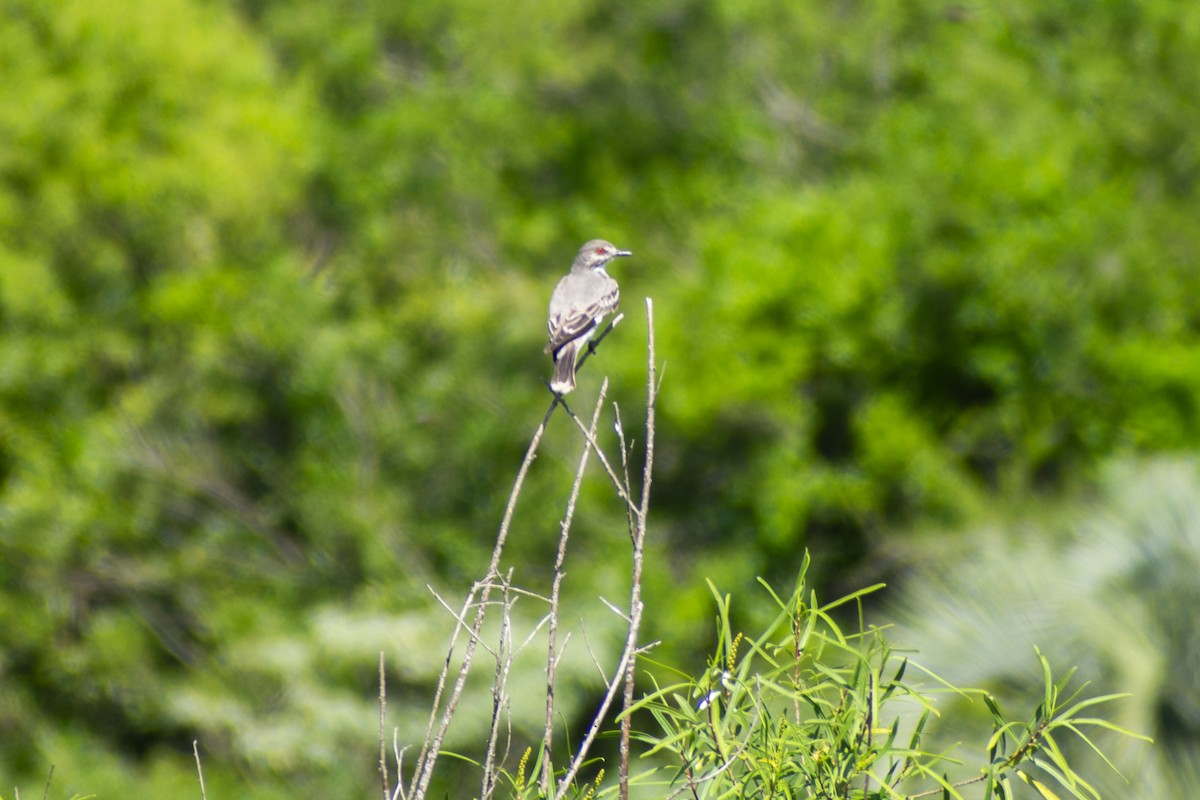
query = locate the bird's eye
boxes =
[595,247,607,254]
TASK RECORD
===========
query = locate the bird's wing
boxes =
[545,284,619,354]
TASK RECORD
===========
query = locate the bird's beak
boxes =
[615,249,633,258]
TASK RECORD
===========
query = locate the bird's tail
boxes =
[550,341,577,394]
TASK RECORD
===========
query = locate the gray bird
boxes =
[545,239,632,394]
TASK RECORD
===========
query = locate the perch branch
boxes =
[542,379,609,794]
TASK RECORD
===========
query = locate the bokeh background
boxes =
[2,0,1199,796]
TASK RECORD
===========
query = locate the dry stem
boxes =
[619,297,657,800]
[541,379,609,794]
[402,305,649,800]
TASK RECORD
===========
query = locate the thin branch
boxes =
[580,622,612,682]
[557,298,659,800]
[409,396,559,800]
[379,653,389,800]
[554,648,635,800]
[193,742,207,800]
[409,584,478,792]
[542,314,625,397]
[561,401,639,515]
[576,313,624,374]
[906,773,987,798]
[637,300,658,527]
[481,571,518,800]
[428,586,500,657]
[613,405,637,541]
[542,379,609,794]
[407,299,624,799]
[910,715,1053,798]
[391,732,409,800]
[618,298,657,799]
[550,631,571,671]
[519,610,553,653]
[599,595,633,622]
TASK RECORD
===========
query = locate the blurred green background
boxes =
[2,0,1198,796]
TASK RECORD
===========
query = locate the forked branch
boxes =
[401,301,654,800]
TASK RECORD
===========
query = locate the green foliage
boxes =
[629,564,1146,799]
[889,457,1200,799]
[0,0,1195,796]
[646,1,1200,576]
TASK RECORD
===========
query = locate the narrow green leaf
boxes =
[1066,716,1153,742]
[1059,722,1127,777]
[822,583,887,613]
[1029,756,1101,800]
[755,575,789,611]
[986,720,1023,753]
[1053,692,1131,722]
[1017,769,1065,800]
[1037,648,1054,712]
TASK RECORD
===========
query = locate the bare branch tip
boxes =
[193,741,207,800]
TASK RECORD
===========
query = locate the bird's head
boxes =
[576,239,632,270]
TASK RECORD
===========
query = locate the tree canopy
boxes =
[1,0,1197,796]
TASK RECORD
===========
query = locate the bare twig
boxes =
[193,742,207,800]
[406,301,629,799]
[599,595,633,622]
[391,731,409,800]
[561,402,639,515]
[542,379,609,793]
[409,584,477,792]
[619,297,657,800]
[554,648,635,800]
[379,652,389,800]
[542,314,625,397]
[481,571,518,800]
[557,298,659,800]
[408,390,561,800]
[41,766,54,800]
[576,313,624,375]
[906,774,988,798]
[612,406,637,540]
[427,586,500,657]
[580,623,611,682]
